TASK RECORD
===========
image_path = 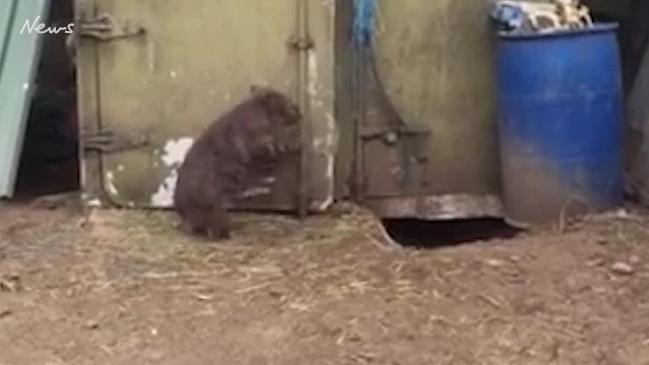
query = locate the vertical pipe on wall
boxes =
[350,0,377,201]
[352,46,367,201]
[296,0,312,217]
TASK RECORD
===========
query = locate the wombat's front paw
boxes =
[206,227,231,241]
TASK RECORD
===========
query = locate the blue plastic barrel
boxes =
[496,24,624,228]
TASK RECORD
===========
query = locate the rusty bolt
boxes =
[384,132,398,145]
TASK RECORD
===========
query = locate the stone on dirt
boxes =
[611,262,635,276]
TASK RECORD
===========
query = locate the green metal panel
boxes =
[352,0,503,219]
[376,0,500,191]
[0,0,50,198]
[79,0,336,211]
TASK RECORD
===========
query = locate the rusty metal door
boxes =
[76,0,336,212]
[349,0,503,220]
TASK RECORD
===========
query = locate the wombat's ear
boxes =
[250,84,269,97]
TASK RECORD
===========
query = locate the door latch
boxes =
[288,35,315,51]
[78,12,146,41]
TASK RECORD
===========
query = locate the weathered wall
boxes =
[78,0,336,213]
[337,0,503,219]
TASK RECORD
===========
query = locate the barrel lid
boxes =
[498,23,619,40]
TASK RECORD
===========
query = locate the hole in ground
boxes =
[382,218,522,248]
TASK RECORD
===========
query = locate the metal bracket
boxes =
[78,12,146,41]
[83,130,150,154]
[360,125,431,161]
[360,123,431,152]
[360,123,432,191]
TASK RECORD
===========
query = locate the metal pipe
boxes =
[352,47,367,201]
[296,0,311,218]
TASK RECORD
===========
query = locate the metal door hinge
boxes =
[83,130,150,154]
[288,35,315,51]
[78,13,145,41]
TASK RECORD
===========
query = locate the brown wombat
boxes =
[173,86,301,240]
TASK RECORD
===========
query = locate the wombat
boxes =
[173,86,301,240]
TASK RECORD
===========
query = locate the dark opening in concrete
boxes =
[381,218,522,248]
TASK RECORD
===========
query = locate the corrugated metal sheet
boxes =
[0,0,50,198]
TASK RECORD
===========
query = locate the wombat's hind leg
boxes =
[179,219,196,235]
[207,204,231,241]
[178,207,211,237]
[206,227,229,241]
[206,225,231,240]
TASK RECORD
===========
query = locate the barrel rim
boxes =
[498,22,619,40]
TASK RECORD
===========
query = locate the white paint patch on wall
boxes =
[306,38,336,212]
[151,169,179,207]
[307,52,319,100]
[311,113,338,211]
[161,138,194,167]
[325,113,339,181]
[150,138,195,207]
[105,171,119,197]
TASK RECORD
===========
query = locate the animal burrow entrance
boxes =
[381,218,522,248]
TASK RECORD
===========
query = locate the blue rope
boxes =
[353,0,377,48]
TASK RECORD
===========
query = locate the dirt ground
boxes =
[1,198,649,365]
